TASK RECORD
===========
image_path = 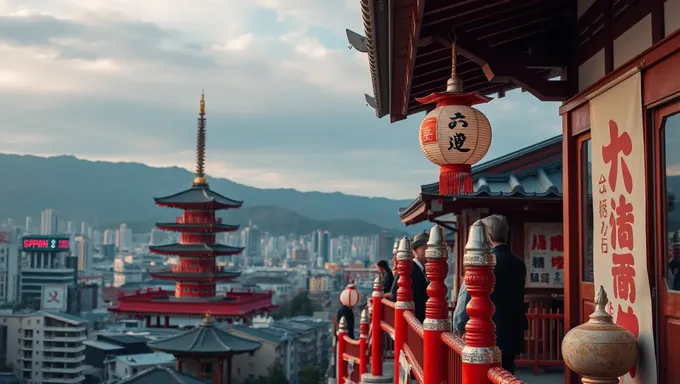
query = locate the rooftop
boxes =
[154,185,243,210]
[83,340,125,351]
[43,311,90,325]
[119,366,209,384]
[226,325,292,345]
[116,352,176,367]
[148,243,244,256]
[148,315,262,355]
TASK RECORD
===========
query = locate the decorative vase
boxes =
[561,286,639,384]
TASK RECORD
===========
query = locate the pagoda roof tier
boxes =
[148,269,241,282]
[149,243,244,256]
[154,185,243,210]
[148,314,261,355]
[109,289,277,317]
[155,222,239,233]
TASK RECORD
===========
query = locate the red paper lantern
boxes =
[340,283,361,307]
[417,92,492,195]
[416,39,493,196]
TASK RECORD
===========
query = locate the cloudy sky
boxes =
[0,0,562,199]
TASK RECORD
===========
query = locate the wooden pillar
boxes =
[196,360,202,378]
[423,225,450,384]
[359,309,369,376]
[164,316,170,328]
[156,316,161,327]
[226,356,233,384]
[370,275,383,376]
[214,358,224,384]
[336,317,348,384]
[461,220,500,384]
[176,359,183,372]
[394,237,413,382]
[145,316,151,328]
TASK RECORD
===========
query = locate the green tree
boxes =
[299,366,322,384]
[271,292,322,319]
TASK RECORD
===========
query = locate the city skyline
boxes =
[0,0,562,200]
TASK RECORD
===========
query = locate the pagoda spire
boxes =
[194,90,208,186]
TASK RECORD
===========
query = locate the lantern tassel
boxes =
[439,164,473,195]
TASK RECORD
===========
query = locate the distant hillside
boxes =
[0,154,424,234]
[102,205,407,237]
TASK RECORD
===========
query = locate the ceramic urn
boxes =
[561,286,639,384]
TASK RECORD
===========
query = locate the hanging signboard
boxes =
[524,223,564,288]
[589,69,657,384]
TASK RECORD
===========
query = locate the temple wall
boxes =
[576,0,680,93]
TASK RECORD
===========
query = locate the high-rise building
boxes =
[103,229,114,245]
[80,221,87,235]
[0,226,19,304]
[74,235,93,273]
[1,311,87,383]
[25,216,32,233]
[378,231,396,262]
[19,235,77,310]
[40,209,58,235]
[318,230,330,266]
[116,223,132,250]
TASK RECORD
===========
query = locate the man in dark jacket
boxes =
[452,215,527,374]
[390,232,429,322]
[377,260,394,294]
[335,304,355,339]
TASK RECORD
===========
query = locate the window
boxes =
[663,112,680,291]
[582,138,594,282]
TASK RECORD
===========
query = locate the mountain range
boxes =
[0,154,421,236]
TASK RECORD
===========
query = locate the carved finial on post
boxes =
[339,316,347,332]
[562,286,639,384]
[423,224,450,384]
[366,273,388,381]
[461,220,500,384]
[359,309,369,376]
[393,237,413,382]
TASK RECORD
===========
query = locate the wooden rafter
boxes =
[398,0,427,120]
[427,29,573,101]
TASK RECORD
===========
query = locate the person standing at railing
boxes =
[389,232,429,322]
[335,304,355,339]
[452,215,527,374]
[376,260,394,294]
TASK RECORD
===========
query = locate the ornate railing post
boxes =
[371,275,384,375]
[462,220,501,384]
[360,309,369,376]
[394,237,414,381]
[423,224,450,384]
[361,275,392,384]
[337,317,348,384]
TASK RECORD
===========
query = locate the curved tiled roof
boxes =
[154,185,243,209]
[155,223,240,232]
[420,161,563,198]
[148,243,244,256]
[119,366,208,384]
[148,315,261,355]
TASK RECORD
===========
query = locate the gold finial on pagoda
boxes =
[200,311,215,327]
[200,90,206,115]
[193,91,208,186]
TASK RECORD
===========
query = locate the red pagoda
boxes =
[109,93,276,327]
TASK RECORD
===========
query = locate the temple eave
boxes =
[155,223,240,233]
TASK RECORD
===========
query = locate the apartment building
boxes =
[226,325,295,383]
[1,311,88,384]
[270,316,332,375]
[107,352,175,383]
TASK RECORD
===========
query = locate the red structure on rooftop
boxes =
[109,94,276,326]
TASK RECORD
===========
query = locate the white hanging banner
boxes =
[589,69,657,384]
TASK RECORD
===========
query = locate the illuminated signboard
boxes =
[22,236,70,252]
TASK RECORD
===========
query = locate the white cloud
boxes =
[213,33,255,52]
[528,106,540,114]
